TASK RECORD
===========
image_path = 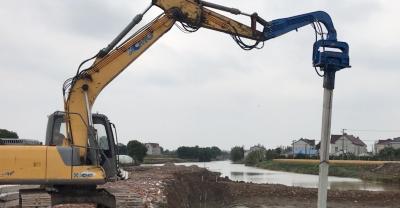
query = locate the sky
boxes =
[0,0,399,151]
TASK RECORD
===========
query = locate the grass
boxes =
[255,160,379,179]
[273,159,388,165]
[256,159,400,183]
[143,154,197,164]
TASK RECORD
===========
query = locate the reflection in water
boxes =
[172,161,399,192]
[246,172,263,176]
[230,172,244,177]
[230,172,244,182]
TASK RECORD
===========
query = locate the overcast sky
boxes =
[1,0,399,151]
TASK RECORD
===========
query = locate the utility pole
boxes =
[304,142,307,157]
[292,140,296,159]
[341,129,346,159]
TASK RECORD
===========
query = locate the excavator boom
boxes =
[64,0,349,162]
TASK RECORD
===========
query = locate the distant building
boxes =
[293,138,317,156]
[375,137,400,154]
[249,144,266,152]
[330,134,367,156]
[145,143,162,155]
[245,144,266,157]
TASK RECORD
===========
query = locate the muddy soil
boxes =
[166,165,400,208]
[3,164,400,207]
[112,164,400,207]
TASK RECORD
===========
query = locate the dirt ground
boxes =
[109,164,400,207]
[2,164,400,207]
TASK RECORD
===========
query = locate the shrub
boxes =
[245,149,265,166]
[230,146,244,162]
[127,140,147,163]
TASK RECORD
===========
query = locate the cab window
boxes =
[94,123,110,151]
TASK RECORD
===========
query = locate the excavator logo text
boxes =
[73,171,96,178]
[128,33,153,55]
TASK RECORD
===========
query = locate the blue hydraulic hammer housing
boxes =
[262,11,350,89]
[312,40,349,71]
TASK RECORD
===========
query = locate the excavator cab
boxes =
[1,111,122,207]
[45,111,118,181]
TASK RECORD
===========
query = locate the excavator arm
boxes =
[63,0,350,160]
[64,12,176,159]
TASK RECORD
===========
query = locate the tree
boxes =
[198,147,212,162]
[275,147,282,155]
[210,146,222,159]
[176,146,223,162]
[0,129,19,139]
[163,149,176,156]
[245,149,265,166]
[127,140,147,163]
[265,149,280,160]
[377,147,400,161]
[177,146,198,159]
[117,143,128,155]
[230,146,244,162]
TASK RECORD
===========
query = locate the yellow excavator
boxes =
[0,0,349,207]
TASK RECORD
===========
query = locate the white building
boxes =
[293,138,317,156]
[375,137,400,154]
[245,144,266,157]
[145,143,162,155]
[330,134,367,156]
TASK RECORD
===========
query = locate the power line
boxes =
[345,129,400,133]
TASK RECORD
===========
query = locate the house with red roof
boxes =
[374,137,400,154]
[329,134,367,156]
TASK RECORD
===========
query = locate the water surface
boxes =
[158,160,400,191]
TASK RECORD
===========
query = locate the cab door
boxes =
[93,115,118,181]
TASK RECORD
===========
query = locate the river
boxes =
[149,160,399,191]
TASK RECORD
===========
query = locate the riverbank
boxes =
[158,164,400,208]
[142,155,228,164]
[255,159,400,183]
[142,155,196,164]
[4,164,399,208]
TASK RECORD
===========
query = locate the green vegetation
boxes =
[176,146,222,162]
[255,159,400,183]
[127,140,147,163]
[143,154,191,164]
[242,146,400,183]
[256,160,374,178]
[230,146,244,162]
[0,129,18,138]
[244,149,265,166]
[374,147,400,161]
[265,148,282,160]
[117,143,128,155]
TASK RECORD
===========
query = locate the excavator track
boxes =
[110,189,144,207]
[19,189,51,207]
[17,188,144,208]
